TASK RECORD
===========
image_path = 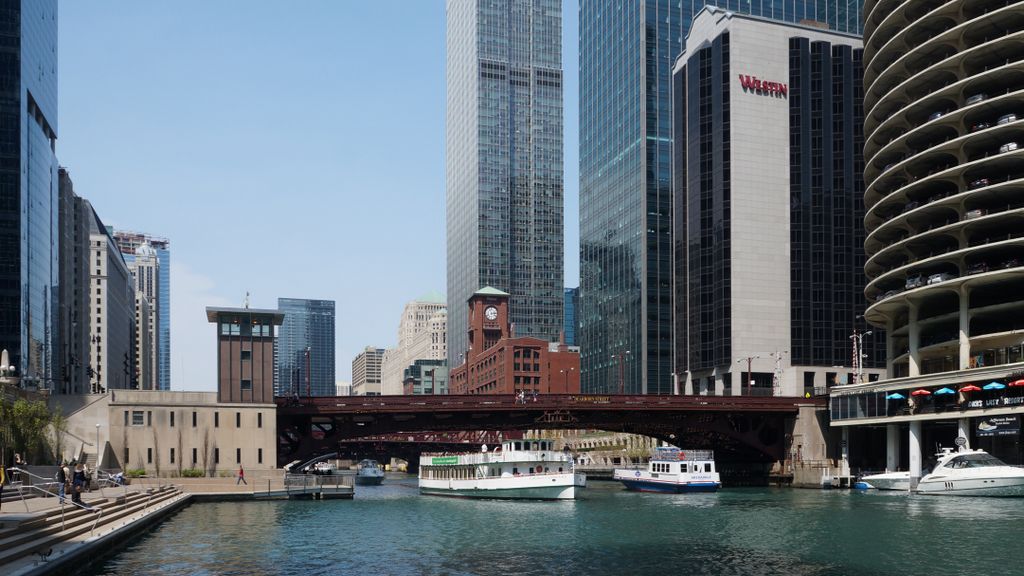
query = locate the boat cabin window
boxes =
[705,463,712,472]
[514,442,522,450]
[946,454,1006,468]
[512,467,519,475]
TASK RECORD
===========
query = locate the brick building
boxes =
[449,287,580,395]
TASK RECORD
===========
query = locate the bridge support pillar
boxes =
[909,420,922,490]
[886,423,900,472]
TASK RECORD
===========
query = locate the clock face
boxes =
[484,306,498,321]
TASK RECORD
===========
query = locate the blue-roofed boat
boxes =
[613,447,721,493]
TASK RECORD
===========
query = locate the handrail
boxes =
[9,468,103,535]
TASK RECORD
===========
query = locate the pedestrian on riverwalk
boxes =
[71,462,86,505]
[237,466,247,485]
[1,464,6,511]
[56,460,68,504]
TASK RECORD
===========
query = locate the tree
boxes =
[201,429,211,477]
[176,421,184,476]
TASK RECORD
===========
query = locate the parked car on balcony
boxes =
[999,142,1019,153]
[970,121,992,132]
[902,201,920,213]
[882,289,903,300]
[966,262,989,275]
[928,110,946,121]
[966,93,988,105]
[906,275,925,289]
[927,272,956,285]
[963,208,988,220]
[1003,258,1020,269]
[997,113,1018,125]
[928,191,950,203]
[968,178,991,190]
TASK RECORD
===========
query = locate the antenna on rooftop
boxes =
[243,292,250,309]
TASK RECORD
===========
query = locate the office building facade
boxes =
[674,9,882,396]
[114,231,170,390]
[275,298,336,397]
[381,296,447,395]
[830,0,1024,473]
[403,359,449,395]
[563,288,578,347]
[124,243,160,389]
[449,287,580,395]
[445,0,565,370]
[578,2,865,395]
[57,169,91,394]
[89,214,136,392]
[352,346,385,396]
[0,0,59,389]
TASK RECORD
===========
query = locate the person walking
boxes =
[0,463,6,512]
[236,466,247,485]
[56,460,67,504]
[71,462,86,505]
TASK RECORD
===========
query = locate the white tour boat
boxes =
[355,459,385,486]
[860,470,911,491]
[918,448,1024,497]
[418,440,585,500]
[613,447,721,493]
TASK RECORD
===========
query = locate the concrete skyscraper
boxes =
[275,298,336,397]
[445,0,564,370]
[0,0,59,389]
[578,0,864,394]
[673,8,883,397]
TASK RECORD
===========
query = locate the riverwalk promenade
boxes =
[0,474,353,575]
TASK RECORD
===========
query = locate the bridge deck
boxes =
[277,393,817,415]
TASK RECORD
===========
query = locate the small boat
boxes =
[355,460,385,486]
[860,470,911,491]
[918,448,1024,496]
[311,461,337,475]
[613,447,721,493]
[418,440,585,499]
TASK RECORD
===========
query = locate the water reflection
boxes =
[85,479,1024,576]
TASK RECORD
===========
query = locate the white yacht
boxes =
[418,440,585,500]
[613,447,721,493]
[860,470,910,491]
[355,459,385,486]
[918,448,1024,496]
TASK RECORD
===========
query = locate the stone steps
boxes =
[0,486,181,567]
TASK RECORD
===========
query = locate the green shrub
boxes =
[125,468,147,478]
[180,468,205,478]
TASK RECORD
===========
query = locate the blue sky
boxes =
[58,1,580,389]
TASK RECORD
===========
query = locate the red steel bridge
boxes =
[277,394,822,470]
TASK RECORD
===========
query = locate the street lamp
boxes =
[611,351,631,394]
[737,356,761,395]
[560,367,575,391]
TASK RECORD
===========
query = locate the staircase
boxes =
[0,485,186,569]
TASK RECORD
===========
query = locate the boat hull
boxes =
[419,473,585,500]
[355,474,384,486]
[861,472,910,491]
[917,475,1024,497]
[617,478,720,493]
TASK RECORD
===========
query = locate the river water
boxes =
[84,476,1024,576]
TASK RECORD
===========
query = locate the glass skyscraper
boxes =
[0,1,59,388]
[445,0,564,369]
[578,0,863,394]
[275,298,336,397]
[563,287,578,347]
[114,231,171,390]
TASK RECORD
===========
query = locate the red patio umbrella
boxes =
[1010,379,1024,387]
[959,384,982,392]
[911,389,932,396]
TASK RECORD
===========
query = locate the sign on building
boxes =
[976,415,1020,437]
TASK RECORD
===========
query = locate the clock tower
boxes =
[465,286,511,365]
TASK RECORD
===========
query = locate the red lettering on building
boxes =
[738,74,787,98]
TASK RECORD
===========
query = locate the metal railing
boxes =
[8,467,103,535]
